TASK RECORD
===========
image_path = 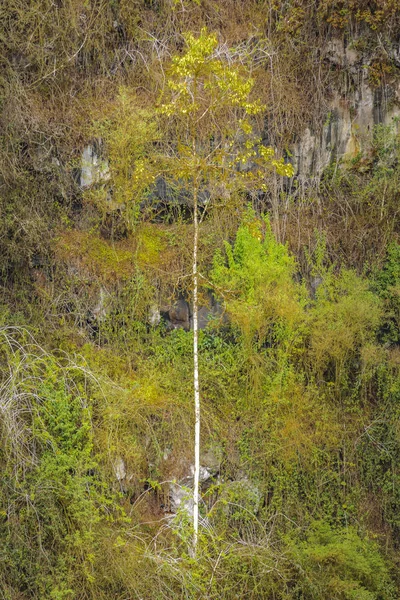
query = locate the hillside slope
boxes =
[1,2,400,598]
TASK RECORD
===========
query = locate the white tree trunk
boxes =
[192,188,200,553]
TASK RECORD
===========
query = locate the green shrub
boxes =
[287,521,396,600]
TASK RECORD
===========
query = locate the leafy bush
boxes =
[211,208,306,350]
[310,269,382,391]
[372,243,400,345]
[0,330,121,598]
[288,521,396,600]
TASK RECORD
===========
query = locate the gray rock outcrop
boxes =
[293,37,400,181]
[80,142,110,189]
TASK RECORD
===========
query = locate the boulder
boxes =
[80,142,110,189]
[113,456,126,482]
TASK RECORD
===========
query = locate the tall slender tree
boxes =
[143,29,293,552]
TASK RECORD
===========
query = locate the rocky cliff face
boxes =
[293,37,400,181]
[77,36,400,190]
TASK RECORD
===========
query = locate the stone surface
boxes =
[167,452,221,515]
[189,464,212,483]
[169,482,194,516]
[168,296,190,330]
[80,142,110,188]
[158,292,225,331]
[92,286,109,321]
[293,38,400,180]
[113,456,126,482]
[149,304,161,326]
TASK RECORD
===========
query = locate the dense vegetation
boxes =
[1,1,400,598]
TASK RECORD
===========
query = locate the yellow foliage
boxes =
[310,270,382,371]
[266,375,341,465]
[55,231,135,283]
[136,224,167,268]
